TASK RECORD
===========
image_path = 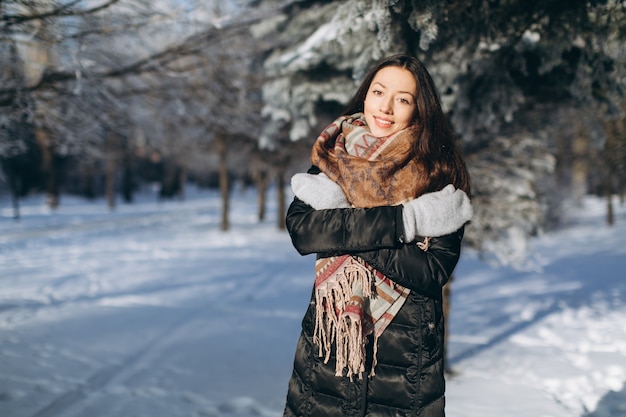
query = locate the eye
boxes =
[398,97,412,105]
[371,88,383,96]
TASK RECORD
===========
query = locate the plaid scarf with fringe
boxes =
[310,113,425,379]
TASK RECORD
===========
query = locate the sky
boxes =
[0,186,625,417]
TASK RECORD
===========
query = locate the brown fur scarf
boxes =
[311,113,425,208]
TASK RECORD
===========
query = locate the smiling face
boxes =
[363,66,418,138]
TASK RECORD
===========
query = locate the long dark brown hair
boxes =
[343,54,471,197]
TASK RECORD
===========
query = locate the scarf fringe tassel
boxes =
[314,260,378,380]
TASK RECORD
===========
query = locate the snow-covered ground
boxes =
[0,186,625,417]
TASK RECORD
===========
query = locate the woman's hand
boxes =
[290,173,351,210]
[401,185,472,241]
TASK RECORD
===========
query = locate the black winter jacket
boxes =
[283,195,464,417]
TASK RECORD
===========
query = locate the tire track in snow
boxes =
[28,306,201,417]
[0,206,212,245]
[25,266,285,417]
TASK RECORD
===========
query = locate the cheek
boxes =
[402,107,418,125]
[396,109,413,126]
[363,99,376,117]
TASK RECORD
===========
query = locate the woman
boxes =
[283,54,472,417]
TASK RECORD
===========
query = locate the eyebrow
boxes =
[372,81,415,97]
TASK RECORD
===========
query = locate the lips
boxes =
[374,116,393,128]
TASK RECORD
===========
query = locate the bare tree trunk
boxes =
[603,141,615,226]
[35,127,60,209]
[217,134,230,231]
[607,192,614,226]
[276,166,286,230]
[105,130,117,211]
[11,185,20,220]
[618,103,626,206]
[178,166,187,201]
[9,169,20,220]
[253,168,269,222]
[601,102,625,223]
[48,157,61,209]
[553,118,570,190]
[121,151,134,203]
[571,114,589,205]
[2,158,22,220]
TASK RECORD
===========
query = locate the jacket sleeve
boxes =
[356,228,464,299]
[285,196,403,256]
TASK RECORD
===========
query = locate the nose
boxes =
[380,97,393,114]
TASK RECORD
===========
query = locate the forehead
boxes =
[371,66,417,95]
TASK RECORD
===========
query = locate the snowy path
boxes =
[0,191,308,417]
[1,190,625,417]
